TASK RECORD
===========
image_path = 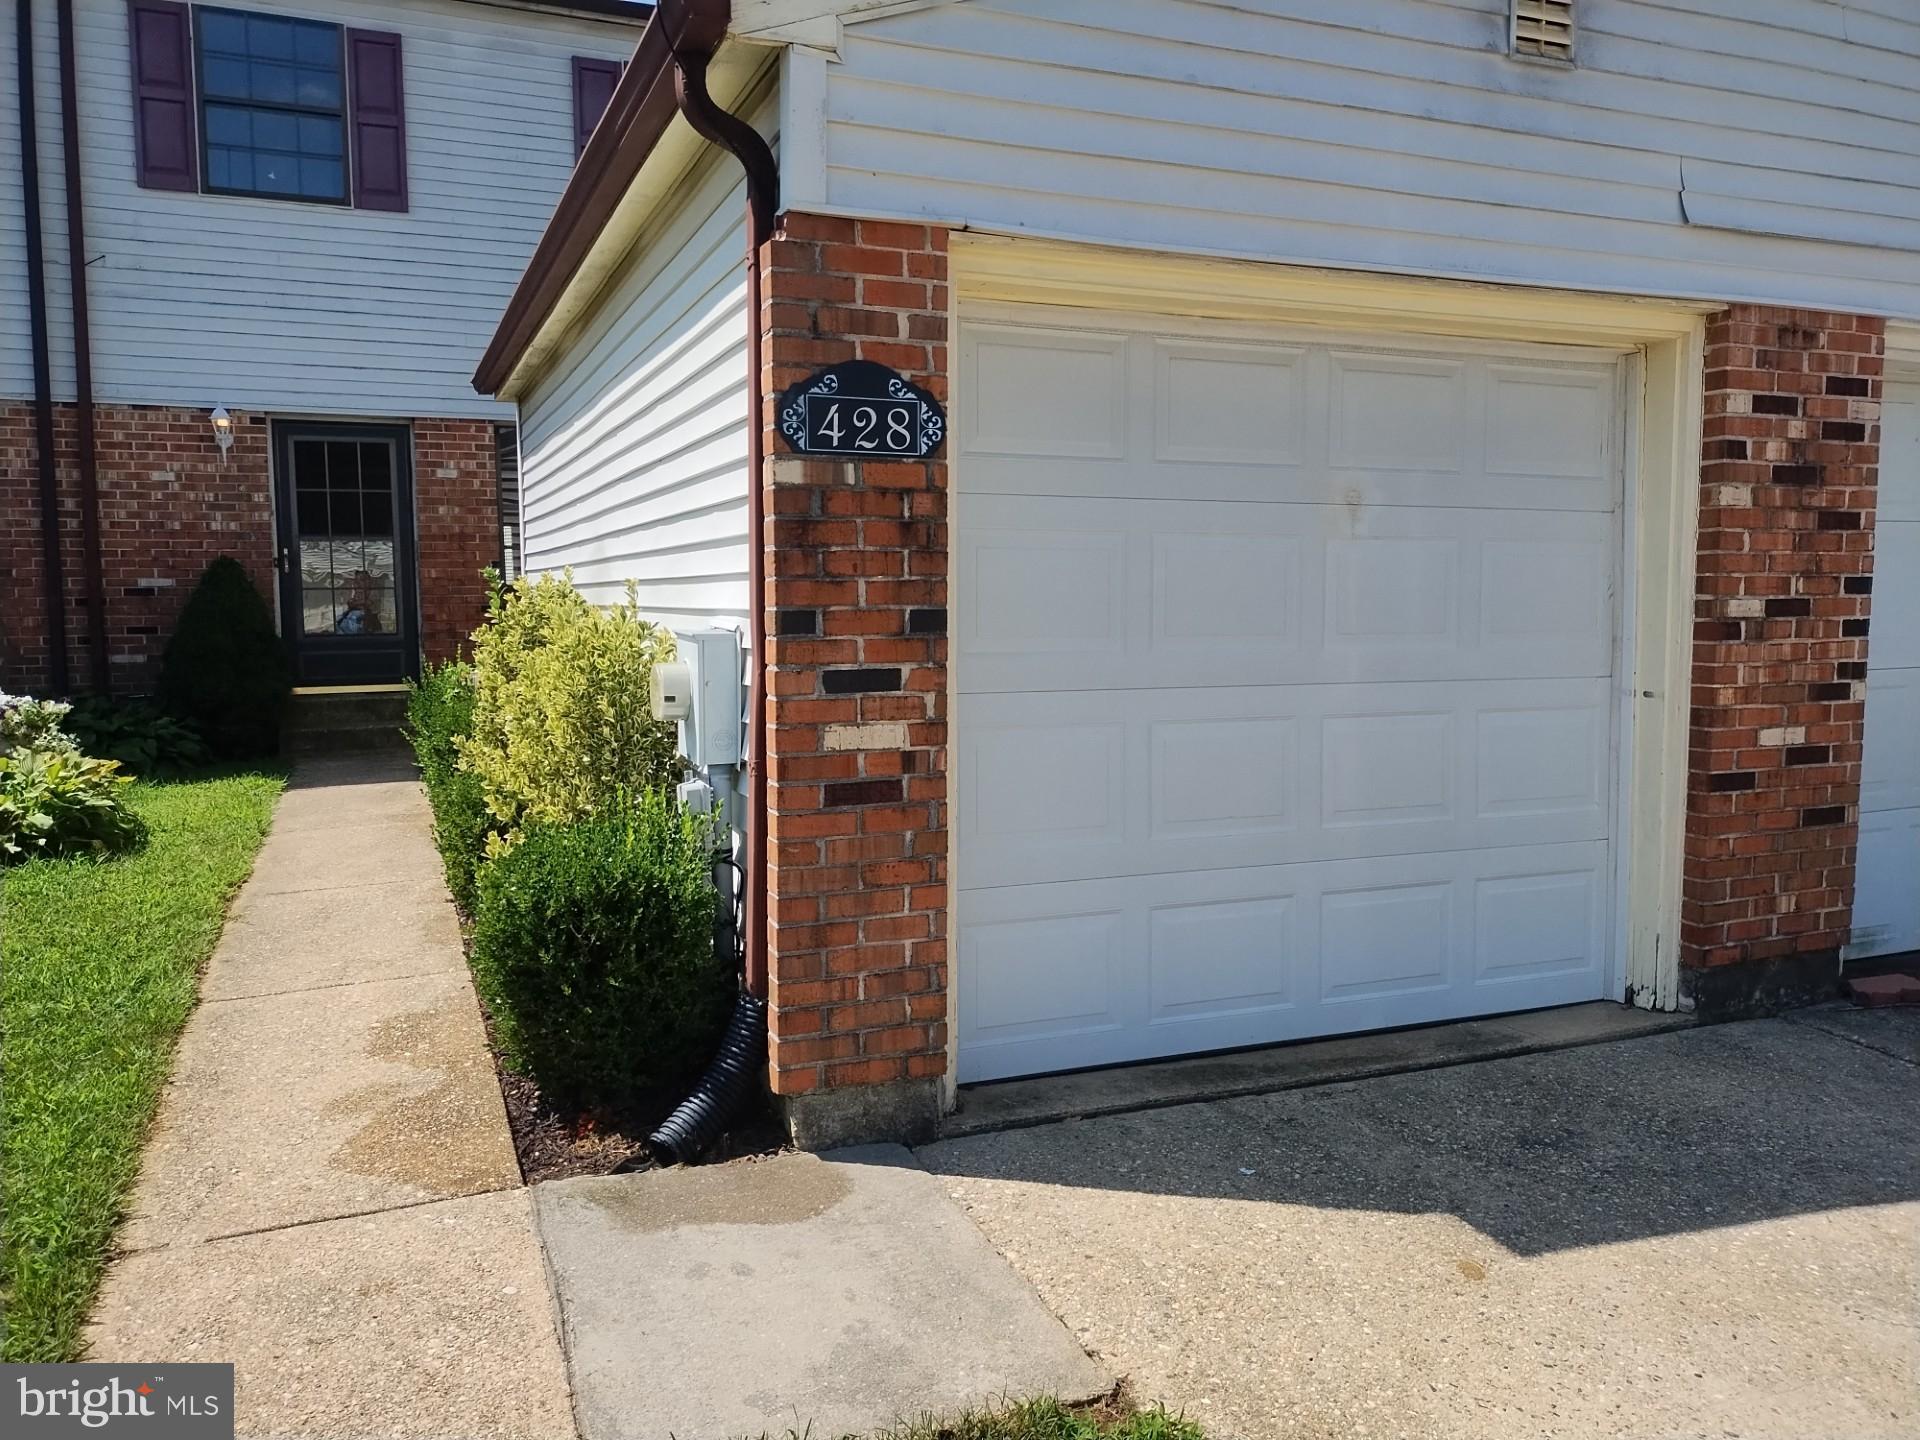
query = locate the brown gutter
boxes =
[472,0,726,396]
[671,39,777,999]
[58,0,108,694]
[16,0,70,694]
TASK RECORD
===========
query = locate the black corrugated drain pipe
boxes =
[649,36,779,1168]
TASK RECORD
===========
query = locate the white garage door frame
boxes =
[1849,323,1920,963]
[941,235,1711,1097]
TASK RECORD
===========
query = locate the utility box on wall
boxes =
[666,627,743,770]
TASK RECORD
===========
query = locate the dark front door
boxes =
[274,422,419,685]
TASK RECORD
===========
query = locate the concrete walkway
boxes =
[922,1009,1920,1440]
[86,753,575,1440]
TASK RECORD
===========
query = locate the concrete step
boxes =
[286,691,411,756]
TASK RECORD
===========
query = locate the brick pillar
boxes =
[759,214,951,1145]
[413,418,500,665]
[1683,306,1883,1012]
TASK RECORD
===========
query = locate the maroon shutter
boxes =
[572,57,623,157]
[128,0,198,192]
[347,29,407,211]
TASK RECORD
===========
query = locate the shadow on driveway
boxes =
[911,1012,1918,1440]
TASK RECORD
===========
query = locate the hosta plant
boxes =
[0,692,78,755]
[0,746,145,864]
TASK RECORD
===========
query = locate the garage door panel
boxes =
[960,495,1613,693]
[956,307,1623,1080]
[957,678,1611,891]
[1868,521,1920,671]
[1846,807,1920,962]
[1861,667,1920,812]
[956,841,1611,1083]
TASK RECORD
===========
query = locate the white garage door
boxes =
[953,305,1628,1083]
[1849,375,1920,963]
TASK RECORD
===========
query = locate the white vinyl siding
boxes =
[808,0,1920,319]
[517,152,751,633]
[0,0,637,415]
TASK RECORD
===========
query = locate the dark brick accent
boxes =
[1704,438,1746,460]
[1826,375,1872,397]
[1708,771,1758,793]
[906,607,946,635]
[776,608,820,637]
[1763,597,1812,617]
[1817,510,1863,530]
[1801,805,1848,828]
[1823,421,1867,443]
[1752,393,1799,416]
[1810,682,1854,701]
[1784,745,1830,767]
[820,667,903,695]
[1842,618,1869,638]
[1844,575,1874,595]
[822,777,905,808]
[1839,661,1868,680]
[1771,463,1821,485]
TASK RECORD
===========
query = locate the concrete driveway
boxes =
[920,1009,1918,1440]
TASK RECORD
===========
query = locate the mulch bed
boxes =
[477,1006,788,1184]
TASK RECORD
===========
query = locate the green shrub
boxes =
[461,573,680,847]
[0,747,145,864]
[405,660,491,912]
[470,793,727,1106]
[63,695,208,777]
[158,557,290,759]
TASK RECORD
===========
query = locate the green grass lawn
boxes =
[0,767,284,1362]
[758,1398,1207,1440]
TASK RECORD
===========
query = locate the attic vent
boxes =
[1511,0,1575,63]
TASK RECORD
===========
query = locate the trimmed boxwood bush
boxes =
[470,792,729,1106]
[158,557,290,758]
[405,660,491,913]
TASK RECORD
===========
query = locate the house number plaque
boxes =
[777,360,945,460]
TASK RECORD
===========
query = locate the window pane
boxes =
[249,59,296,105]
[330,491,362,537]
[206,148,253,191]
[251,109,298,153]
[326,442,361,490]
[201,55,251,100]
[293,439,327,489]
[253,156,300,195]
[199,11,247,56]
[246,15,294,61]
[204,103,251,146]
[360,490,393,539]
[298,158,343,200]
[301,587,335,636]
[293,21,336,65]
[298,113,341,157]
[295,65,341,109]
[296,490,329,537]
[360,443,393,490]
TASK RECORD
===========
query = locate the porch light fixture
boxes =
[210,406,234,461]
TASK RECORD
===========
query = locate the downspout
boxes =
[57,0,109,694]
[648,33,781,1166]
[16,0,70,694]
[672,46,778,1004]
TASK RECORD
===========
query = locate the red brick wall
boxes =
[0,402,498,695]
[759,215,952,1100]
[0,401,275,694]
[414,418,501,665]
[1683,306,1884,1004]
